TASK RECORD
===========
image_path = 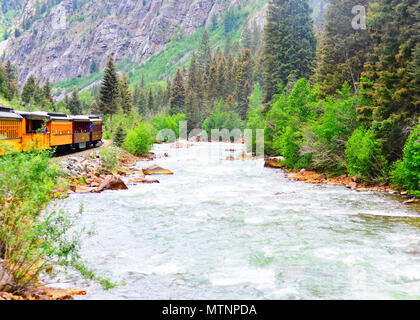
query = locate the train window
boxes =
[0,120,21,139]
[26,120,44,133]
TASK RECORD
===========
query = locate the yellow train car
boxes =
[16,111,51,151]
[1,106,103,156]
[0,106,23,154]
[48,112,73,147]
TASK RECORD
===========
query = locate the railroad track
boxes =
[52,140,112,161]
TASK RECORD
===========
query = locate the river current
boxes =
[48,142,420,299]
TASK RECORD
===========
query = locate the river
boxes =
[48,142,420,299]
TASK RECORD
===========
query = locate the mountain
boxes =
[0,0,325,94]
[0,1,263,85]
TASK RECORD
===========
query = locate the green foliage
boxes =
[151,113,186,141]
[302,82,359,171]
[202,99,245,137]
[390,120,420,197]
[124,123,154,156]
[113,122,126,148]
[262,0,317,103]
[0,148,114,293]
[345,128,388,181]
[99,146,120,171]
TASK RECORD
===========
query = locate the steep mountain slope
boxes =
[2,0,263,86]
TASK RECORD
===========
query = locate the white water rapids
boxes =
[47,142,420,299]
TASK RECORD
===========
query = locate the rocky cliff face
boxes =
[2,0,259,85]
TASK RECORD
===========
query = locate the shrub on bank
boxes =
[124,123,154,156]
[151,113,186,141]
[390,120,420,197]
[0,149,116,294]
[345,128,388,182]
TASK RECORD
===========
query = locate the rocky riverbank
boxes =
[60,149,171,194]
[265,158,420,208]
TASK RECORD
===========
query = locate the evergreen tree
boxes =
[119,73,133,115]
[98,55,120,134]
[262,0,317,104]
[42,79,55,111]
[113,122,126,147]
[224,34,232,58]
[4,59,17,99]
[21,75,36,108]
[314,0,373,96]
[358,0,419,163]
[147,87,154,116]
[197,29,212,73]
[169,68,186,115]
[89,101,99,114]
[137,88,147,116]
[68,86,81,115]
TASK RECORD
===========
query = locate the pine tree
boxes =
[113,122,126,147]
[197,29,212,73]
[262,0,317,104]
[21,75,36,109]
[89,101,99,114]
[42,79,55,111]
[147,87,154,116]
[169,68,185,115]
[137,88,147,116]
[224,34,232,58]
[119,73,133,115]
[4,59,17,99]
[68,86,81,115]
[358,0,419,163]
[140,73,145,89]
[314,0,373,96]
[206,63,218,104]
[98,55,119,134]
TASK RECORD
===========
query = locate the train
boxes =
[0,105,103,154]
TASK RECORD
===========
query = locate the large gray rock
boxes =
[0,262,16,292]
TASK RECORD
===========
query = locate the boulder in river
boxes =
[264,157,284,168]
[92,176,128,193]
[142,165,174,175]
[129,178,160,184]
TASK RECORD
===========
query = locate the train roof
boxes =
[88,114,103,122]
[16,111,51,120]
[0,105,22,120]
[71,115,91,122]
[47,112,72,121]
[0,111,22,120]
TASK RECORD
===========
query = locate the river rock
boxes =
[129,178,160,184]
[348,182,358,189]
[142,165,174,175]
[92,176,128,193]
[0,262,16,292]
[264,158,284,168]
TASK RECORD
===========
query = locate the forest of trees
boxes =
[0,0,418,196]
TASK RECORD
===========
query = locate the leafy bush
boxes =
[124,123,154,156]
[301,82,359,172]
[0,150,114,293]
[99,146,120,171]
[345,128,388,181]
[390,120,420,197]
[151,113,186,141]
[202,100,245,138]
